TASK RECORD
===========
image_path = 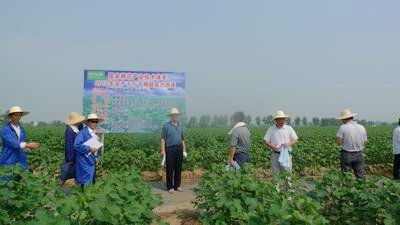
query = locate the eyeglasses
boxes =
[89,120,99,123]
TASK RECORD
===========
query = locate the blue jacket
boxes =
[0,123,28,170]
[74,127,97,185]
[64,126,78,163]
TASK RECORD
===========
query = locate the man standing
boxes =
[264,111,298,181]
[227,111,251,168]
[336,109,367,178]
[0,106,40,170]
[393,118,400,180]
[160,108,187,194]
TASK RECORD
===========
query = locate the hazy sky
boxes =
[1,0,399,122]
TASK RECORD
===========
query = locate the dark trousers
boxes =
[340,150,365,178]
[165,145,183,190]
[394,154,400,180]
[233,152,250,167]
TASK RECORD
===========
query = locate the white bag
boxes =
[278,147,292,169]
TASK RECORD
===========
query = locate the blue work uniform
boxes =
[0,123,28,170]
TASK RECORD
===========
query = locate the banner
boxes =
[83,70,186,133]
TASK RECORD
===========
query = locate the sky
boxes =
[1,0,399,122]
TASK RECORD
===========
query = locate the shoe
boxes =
[175,187,183,192]
[168,189,174,194]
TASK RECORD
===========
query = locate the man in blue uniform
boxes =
[0,106,40,170]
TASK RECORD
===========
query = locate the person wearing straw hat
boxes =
[74,113,104,189]
[160,108,187,194]
[0,106,40,170]
[264,111,298,181]
[336,109,367,178]
[60,112,85,186]
[392,118,400,180]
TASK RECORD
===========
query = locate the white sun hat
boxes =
[168,108,180,116]
[8,106,29,116]
[86,113,105,123]
[65,112,86,125]
[337,109,358,120]
[273,110,290,120]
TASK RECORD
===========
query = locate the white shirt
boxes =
[393,126,400,155]
[69,125,80,134]
[88,127,99,140]
[264,125,298,151]
[336,121,367,152]
[11,123,26,149]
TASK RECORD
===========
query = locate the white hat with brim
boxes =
[86,113,105,123]
[168,108,180,116]
[65,112,86,125]
[8,106,29,117]
[273,110,290,120]
[337,109,358,120]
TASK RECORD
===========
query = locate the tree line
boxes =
[186,114,396,128]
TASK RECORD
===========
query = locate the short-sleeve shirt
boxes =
[336,121,367,152]
[264,125,298,151]
[161,121,184,147]
[229,126,251,154]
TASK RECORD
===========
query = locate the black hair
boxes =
[398,118,400,126]
[232,111,245,123]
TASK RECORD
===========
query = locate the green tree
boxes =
[302,116,308,126]
[255,116,261,127]
[199,115,211,127]
[312,117,320,126]
[294,116,301,126]
[187,116,198,128]
[244,115,252,126]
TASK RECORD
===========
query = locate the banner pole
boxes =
[101,133,105,158]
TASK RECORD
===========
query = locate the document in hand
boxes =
[161,155,166,166]
[83,138,103,149]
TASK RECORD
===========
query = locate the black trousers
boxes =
[340,150,365,178]
[233,152,250,167]
[165,145,183,190]
[394,154,400,180]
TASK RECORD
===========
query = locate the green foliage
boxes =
[0,166,161,225]
[20,126,394,177]
[0,166,63,225]
[194,165,328,225]
[310,171,400,225]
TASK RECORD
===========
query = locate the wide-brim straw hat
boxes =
[86,113,105,123]
[168,108,180,116]
[337,109,358,120]
[273,110,290,120]
[7,106,29,117]
[65,112,85,125]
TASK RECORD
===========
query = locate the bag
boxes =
[278,147,292,169]
[60,162,76,181]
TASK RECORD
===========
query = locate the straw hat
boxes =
[86,113,105,123]
[337,109,358,120]
[273,110,290,120]
[65,112,85,125]
[168,108,180,116]
[7,106,29,116]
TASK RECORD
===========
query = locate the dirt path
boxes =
[150,180,200,225]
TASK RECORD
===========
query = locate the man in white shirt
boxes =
[336,109,367,178]
[393,118,400,180]
[264,111,298,181]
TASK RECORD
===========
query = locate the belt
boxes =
[272,150,291,155]
[166,144,182,148]
[341,149,362,153]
